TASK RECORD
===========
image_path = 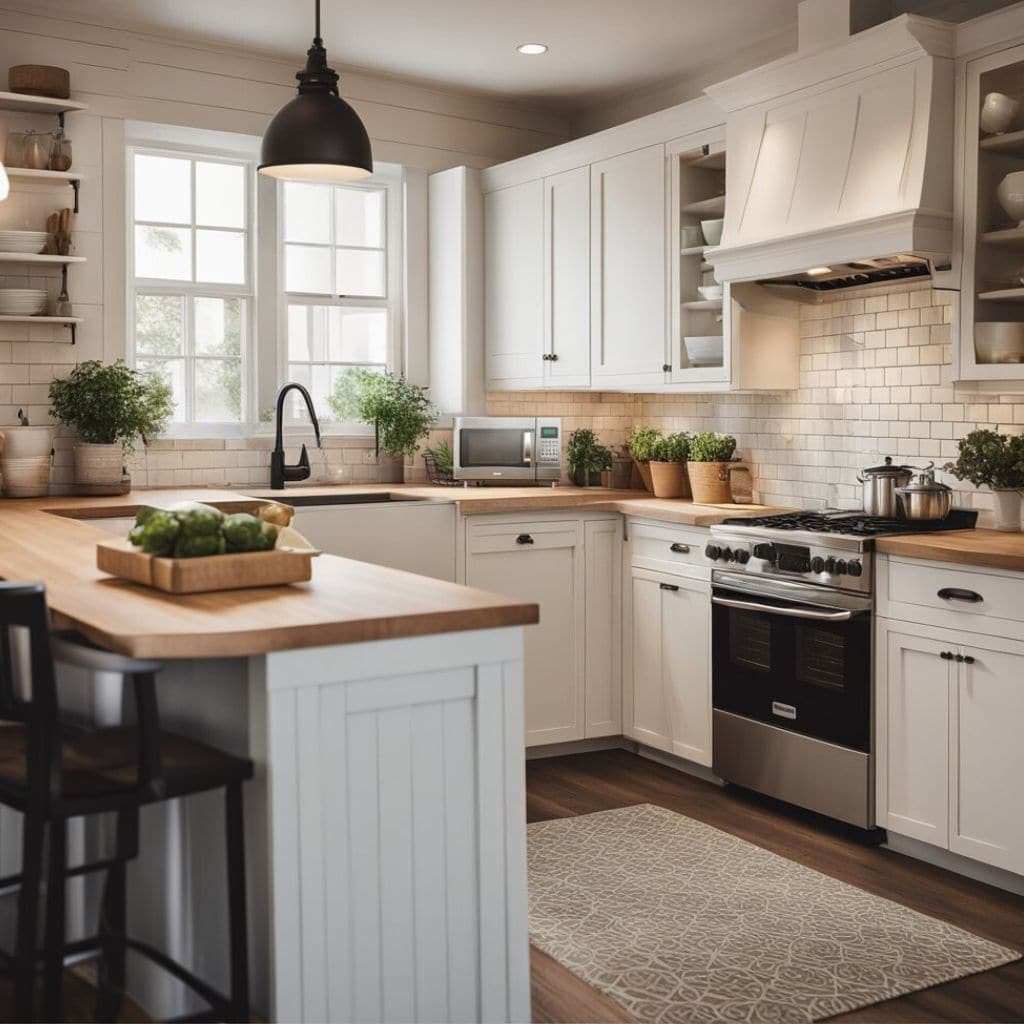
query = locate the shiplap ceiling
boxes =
[28,0,799,112]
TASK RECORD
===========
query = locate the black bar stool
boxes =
[0,581,253,1022]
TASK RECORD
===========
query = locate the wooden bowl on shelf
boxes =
[8,65,70,99]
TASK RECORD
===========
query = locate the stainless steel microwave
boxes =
[452,417,562,483]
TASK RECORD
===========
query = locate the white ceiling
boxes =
[32,0,799,112]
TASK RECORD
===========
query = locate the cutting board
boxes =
[96,538,313,594]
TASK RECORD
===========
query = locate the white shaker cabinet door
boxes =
[466,521,584,746]
[590,144,668,388]
[583,519,621,738]
[881,628,951,847]
[628,572,672,753]
[484,180,544,389]
[950,642,1024,875]
[544,165,591,387]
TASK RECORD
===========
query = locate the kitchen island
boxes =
[0,492,538,1023]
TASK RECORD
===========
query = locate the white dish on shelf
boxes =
[981,92,1020,135]
[700,218,724,245]
[997,171,1024,226]
[0,289,47,315]
[697,284,723,301]
[683,335,724,368]
[975,321,1024,364]
[0,231,48,255]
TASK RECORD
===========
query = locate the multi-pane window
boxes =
[129,150,251,423]
[280,181,392,422]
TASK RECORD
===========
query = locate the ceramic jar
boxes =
[997,171,1024,226]
[980,92,1020,135]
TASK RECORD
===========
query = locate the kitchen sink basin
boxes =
[271,492,425,507]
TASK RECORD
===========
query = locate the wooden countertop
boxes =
[876,529,1024,573]
[0,484,786,660]
[0,491,539,659]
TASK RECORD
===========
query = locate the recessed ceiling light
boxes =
[806,266,833,276]
[517,43,548,55]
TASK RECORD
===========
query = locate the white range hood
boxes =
[705,11,956,286]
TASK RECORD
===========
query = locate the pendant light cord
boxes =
[314,0,322,44]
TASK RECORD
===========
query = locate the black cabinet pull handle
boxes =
[964,655,975,665]
[940,651,954,660]
[955,653,965,663]
[549,353,558,362]
[660,583,679,592]
[662,364,672,373]
[937,588,983,603]
[670,543,690,554]
[515,534,534,545]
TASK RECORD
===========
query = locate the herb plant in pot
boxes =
[626,426,662,492]
[649,433,690,499]
[944,429,1024,531]
[329,369,437,481]
[687,431,743,505]
[48,360,173,489]
[567,428,613,487]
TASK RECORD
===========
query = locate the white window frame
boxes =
[126,132,258,437]
[275,164,404,434]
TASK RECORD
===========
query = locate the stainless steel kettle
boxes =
[857,457,915,517]
[896,468,953,521]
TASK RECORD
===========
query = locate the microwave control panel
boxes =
[535,418,562,479]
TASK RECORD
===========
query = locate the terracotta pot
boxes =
[631,456,654,493]
[73,442,124,487]
[688,461,744,505]
[649,461,687,499]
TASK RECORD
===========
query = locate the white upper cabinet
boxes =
[484,180,544,389]
[590,144,669,387]
[544,166,591,387]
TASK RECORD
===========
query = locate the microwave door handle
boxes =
[711,595,855,622]
[522,431,533,466]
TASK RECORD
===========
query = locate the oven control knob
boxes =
[810,556,825,574]
[835,559,848,576]
[848,559,863,578]
[753,542,774,561]
[705,544,721,561]
[721,547,733,562]
[735,549,750,565]
[825,557,838,575]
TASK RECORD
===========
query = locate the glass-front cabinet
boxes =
[667,130,731,387]
[958,42,1024,382]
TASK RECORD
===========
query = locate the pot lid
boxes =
[896,468,952,495]
[861,456,915,477]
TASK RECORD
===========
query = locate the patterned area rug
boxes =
[528,804,1021,1024]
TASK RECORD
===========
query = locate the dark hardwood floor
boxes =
[526,748,1024,1024]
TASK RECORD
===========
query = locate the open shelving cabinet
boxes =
[667,129,730,388]
[959,43,1024,382]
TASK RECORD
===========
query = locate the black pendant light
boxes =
[259,0,373,182]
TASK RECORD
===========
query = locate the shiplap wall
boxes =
[0,5,568,488]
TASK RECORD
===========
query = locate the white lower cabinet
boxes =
[465,515,621,747]
[625,566,711,766]
[877,616,1024,876]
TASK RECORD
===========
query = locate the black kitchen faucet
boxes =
[271,382,322,490]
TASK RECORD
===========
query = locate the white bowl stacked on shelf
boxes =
[0,289,48,316]
[0,426,54,497]
[0,230,48,255]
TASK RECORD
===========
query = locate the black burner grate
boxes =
[722,508,978,537]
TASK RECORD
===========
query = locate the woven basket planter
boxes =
[687,461,735,504]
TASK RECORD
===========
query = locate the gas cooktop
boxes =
[721,508,978,538]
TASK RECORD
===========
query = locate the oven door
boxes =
[711,571,872,752]
[453,419,537,481]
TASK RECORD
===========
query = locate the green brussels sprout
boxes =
[173,533,226,559]
[134,505,160,528]
[176,507,224,539]
[128,524,146,547]
[138,511,181,556]
[256,521,279,551]
[222,512,265,553]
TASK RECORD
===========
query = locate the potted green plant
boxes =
[329,369,437,478]
[649,432,690,498]
[48,360,173,488]
[944,429,1024,531]
[626,426,662,492]
[687,431,742,504]
[567,428,613,487]
[423,439,455,485]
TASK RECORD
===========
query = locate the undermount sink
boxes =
[273,492,424,508]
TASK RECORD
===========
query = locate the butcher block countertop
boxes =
[876,529,1024,573]
[0,485,787,660]
[0,490,539,659]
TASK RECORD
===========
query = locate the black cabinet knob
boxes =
[549,353,559,362]
[516,534,534,545]
[964,655,975,665]
[662,364,672,373]
[940,651,954,660]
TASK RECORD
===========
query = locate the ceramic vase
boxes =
[992,488,1023,532]
[980,92,1020,135]
[997,171,1024,227]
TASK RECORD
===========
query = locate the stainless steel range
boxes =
[707,509,976,829]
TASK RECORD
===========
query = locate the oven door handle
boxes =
[711,595,858,622]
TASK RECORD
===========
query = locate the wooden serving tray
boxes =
[97,538,313,594]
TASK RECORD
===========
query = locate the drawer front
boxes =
[629,521,710,578]
[468,521,580,556]
[887,559,1024,627]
